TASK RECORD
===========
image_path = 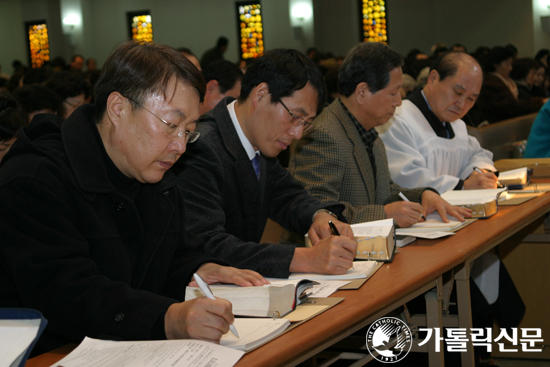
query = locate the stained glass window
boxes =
[360,0,388,44]
[26,21,50,68]
[236,2,264,60]
[127,11,153,43]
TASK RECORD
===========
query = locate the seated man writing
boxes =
[284,42,468,233]
[0,42,265,355]
[174,49,357,279]
[378,51,524,364]
[379,51,497,193]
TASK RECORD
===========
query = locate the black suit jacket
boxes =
[174,98,343,278]
[0,105,219,354]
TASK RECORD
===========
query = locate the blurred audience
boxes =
[510,58,547,110]
[0,94,27,161]
[45,71,90,119]
[12,84,60,123]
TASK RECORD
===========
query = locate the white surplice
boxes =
[378,100,495,193]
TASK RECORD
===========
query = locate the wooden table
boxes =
[26,191,550,367]
[235,191,550,367]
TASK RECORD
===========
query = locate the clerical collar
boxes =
[406,89,455,139]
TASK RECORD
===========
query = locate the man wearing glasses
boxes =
[0,42,267,355]
[175,49,357,278]
[283,42,469,235]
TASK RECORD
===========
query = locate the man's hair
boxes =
[429,51,481,82]
[93,41,206,122]
[0,95,26,141]
[202,60,243,94]
[216,37,229,49]
[338,42,403,97]
[239,49,326,114]
[12,84,60,116]
[510,58,541,81]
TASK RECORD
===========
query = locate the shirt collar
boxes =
[227,100,259,160]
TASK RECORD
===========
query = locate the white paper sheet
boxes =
[49,337,244,367]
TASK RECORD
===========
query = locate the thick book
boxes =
[305,218,396,262]
[349,219,396,262]
[185,279,316,318]
[440,188,508,218]
[0,308,47,367]
[498,167,530,189]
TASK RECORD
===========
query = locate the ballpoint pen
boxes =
[398,192,426,221]
[193,273,239,338]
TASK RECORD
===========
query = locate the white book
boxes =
[498,167,529,189]
[440,188,507,205]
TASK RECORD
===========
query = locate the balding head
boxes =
[423,51,482,122]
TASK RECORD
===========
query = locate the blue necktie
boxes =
[252,153,260,180]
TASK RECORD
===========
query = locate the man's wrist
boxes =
[311,208,337,222]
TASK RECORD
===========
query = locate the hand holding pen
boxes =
[398,192,426,221]
[465,167,499,189]
[194,273,239,338]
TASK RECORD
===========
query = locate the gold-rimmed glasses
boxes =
[126,97,200,143]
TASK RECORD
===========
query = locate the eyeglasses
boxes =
[126,97,200,143]
[278,100,313,133]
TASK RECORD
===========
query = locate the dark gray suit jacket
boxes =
[174,98,342,278]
